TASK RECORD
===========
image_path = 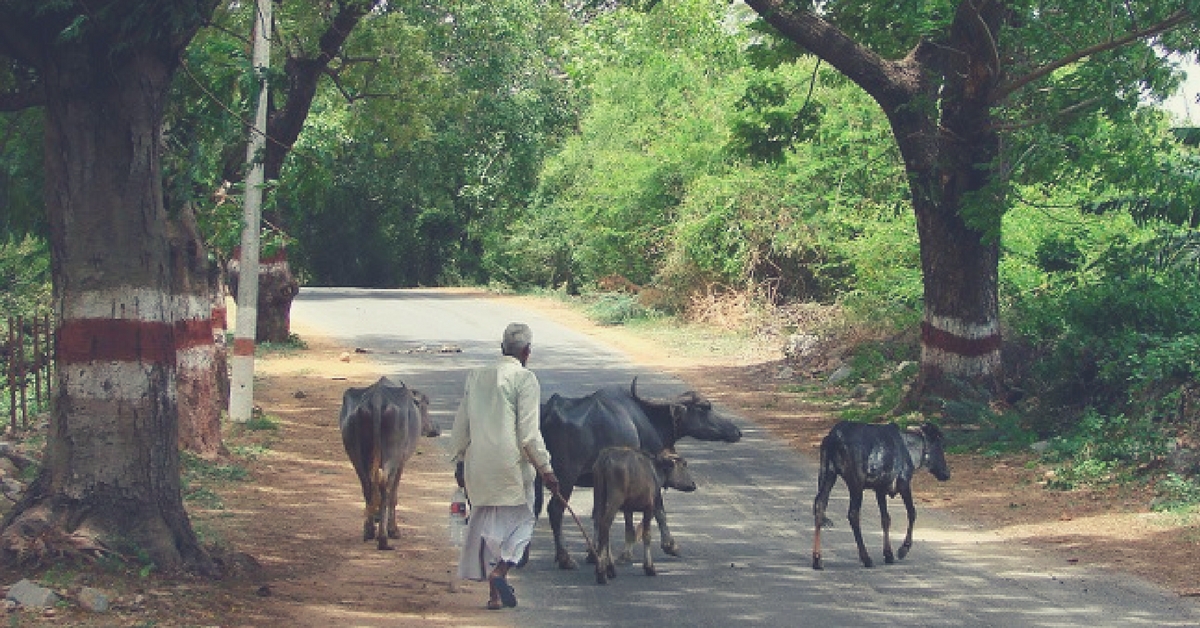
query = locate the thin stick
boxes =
[548,485,598,559]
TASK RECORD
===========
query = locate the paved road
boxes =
[292,287,1200,627]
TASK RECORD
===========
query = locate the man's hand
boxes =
[541,470,560,495]
[455,461,465,488]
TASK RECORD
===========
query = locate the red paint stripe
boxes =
[175,319,215,352]
[921,322,1001,357]
[58,319,175,365]
[233,337,256,356]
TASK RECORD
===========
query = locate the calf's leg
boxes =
[594,507,617,584]
[847,487,873,568]
[641,508,656,576]
[811,467,837,570]
[897,486,917,560]
[618,510,637,564]
[876,488,893,564]
[653,495,681,556]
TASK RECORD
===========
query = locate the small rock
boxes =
[827,365,853,385]
[775,366,795,379]
[339,352,351,362]
[7,579,59,608]
[784,334,820,360]
[76,587,110,613]
[293,390,307,399]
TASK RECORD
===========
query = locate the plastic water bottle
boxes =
[449,487,468,546]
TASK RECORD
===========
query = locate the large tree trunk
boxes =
[902,0,1006,404]
[170,204,227,457]
[744,0,1007,406]
[227,248,299,344]
[0,42,216,574]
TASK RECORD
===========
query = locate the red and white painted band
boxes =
[58,288,216,366]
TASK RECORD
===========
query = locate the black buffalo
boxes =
[811,421,950,569]
[340,376,440,550]
[537,378,741,569]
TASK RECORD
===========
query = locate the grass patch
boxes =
[180,452,251,510]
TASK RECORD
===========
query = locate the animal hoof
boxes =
[661,541,681,557]
[595,572,607,585]
[585,550,597,564]
[884,551,895,564]
[606,564,617,579]
[556,555,578,570]
[861,558,874,568]
[812,555,823,570]
[644,565,657,577]
[898,544,911,560]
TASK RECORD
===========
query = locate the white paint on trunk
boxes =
[63,361,171,402]
[924,312,999,339]
[63,287,210,322]
[920,345,1001,377]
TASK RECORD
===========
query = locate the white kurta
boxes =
[450,355,552,580]
[450,355,552,506]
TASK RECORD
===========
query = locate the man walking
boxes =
[451,322,559,610]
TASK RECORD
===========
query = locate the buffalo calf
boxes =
[340,376,440,550]
[812,421,949,569]
[592,447,696,584]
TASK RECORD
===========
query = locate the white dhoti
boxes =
[457,504,536,581]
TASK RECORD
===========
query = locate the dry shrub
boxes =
[685,285,757,331]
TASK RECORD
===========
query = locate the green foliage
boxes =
[583,293,657,325]
[1042,409,1169,490]
[180,451,251,510]
[1153,473,1200,513]
[0,111,46,241]
[0,235,50,317]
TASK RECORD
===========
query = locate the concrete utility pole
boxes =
[229,0,272,423]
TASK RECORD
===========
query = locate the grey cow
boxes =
[811,421,950,569]
[592,446,697,585]
[340,376,440,550]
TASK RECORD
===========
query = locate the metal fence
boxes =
[1,315,53,433]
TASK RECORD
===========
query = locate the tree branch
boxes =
[993,9,1193,102]
[741,0,927,111]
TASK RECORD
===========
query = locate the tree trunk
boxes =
[170,204,227,457]
[227,248,299,344]
[1,46,216,575]
[742,0,1006,407]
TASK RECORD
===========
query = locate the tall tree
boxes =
[742,0,1198,404]
[0,1,220,573]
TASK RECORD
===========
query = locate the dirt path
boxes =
[214,328,505,628]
